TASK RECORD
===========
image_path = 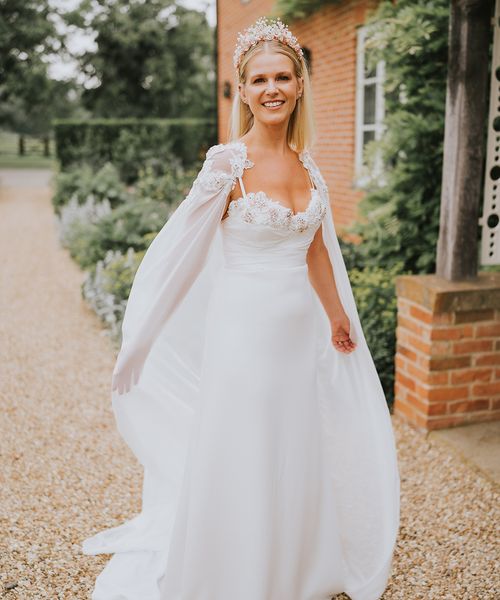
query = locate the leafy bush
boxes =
[64,200,170,270]
[134,163,199,205]
[52,162,129,214]
[350,263,408,406]
[82,247,145,343]
[56,195,112,248]
[338,237,363,272]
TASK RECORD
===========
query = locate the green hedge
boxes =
[53,118,216,183]
[349,263,408,407]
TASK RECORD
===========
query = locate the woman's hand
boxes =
[331,311,357,354]
[111,343,149,395]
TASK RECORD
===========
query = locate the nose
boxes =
[266,79,278,93]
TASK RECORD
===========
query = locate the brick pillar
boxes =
[394,272,500,431]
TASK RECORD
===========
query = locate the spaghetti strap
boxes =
[237,176,247,199]
[305,165,316,190]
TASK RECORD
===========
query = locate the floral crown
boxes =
[233,16,304,71]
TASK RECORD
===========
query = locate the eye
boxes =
[253,75,290,83]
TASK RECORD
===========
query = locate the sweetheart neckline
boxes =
[223,188,321,221]
[231,140,319,217]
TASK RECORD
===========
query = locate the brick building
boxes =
[216,0,380,233]
[217,1,500,432]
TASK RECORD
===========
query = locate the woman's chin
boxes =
[256,112,291,125]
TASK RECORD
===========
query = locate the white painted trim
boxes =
[354,26,366,181]
[354,25,386,188]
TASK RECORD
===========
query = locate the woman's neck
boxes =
[242,121,290,156]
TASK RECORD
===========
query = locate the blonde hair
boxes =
[228,40,316,153]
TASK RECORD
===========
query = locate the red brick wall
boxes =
[394,276,500,431]
[217,0,379,233]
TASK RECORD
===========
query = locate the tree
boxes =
[0,0,77,148]
[67,0,215,119]
[0,0,58,89]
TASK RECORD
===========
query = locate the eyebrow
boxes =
[250,71,292,78]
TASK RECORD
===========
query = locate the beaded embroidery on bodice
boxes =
[226,189,325,233]
[222,141,328,234]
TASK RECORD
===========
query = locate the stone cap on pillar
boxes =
[395,272,500,314]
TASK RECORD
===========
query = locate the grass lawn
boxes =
[0,130,58,170]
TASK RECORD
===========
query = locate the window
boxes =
[355,25,385,186]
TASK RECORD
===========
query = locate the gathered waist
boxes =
[222,251,308,272]
[221,262,308,274]
[222,233,310,272]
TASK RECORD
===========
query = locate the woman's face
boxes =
[238,50,303,126]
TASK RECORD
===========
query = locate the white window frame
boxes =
[354,25,386,188]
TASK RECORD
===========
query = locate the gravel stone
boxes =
[0,177,498,599]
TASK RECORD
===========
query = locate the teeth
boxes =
[263,101,283,107]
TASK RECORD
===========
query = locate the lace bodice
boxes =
[225,188,326,233]
[214,141,329,233]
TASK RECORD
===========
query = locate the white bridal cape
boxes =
[82,140,400,600]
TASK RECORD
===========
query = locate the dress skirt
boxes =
[159,264,346,599]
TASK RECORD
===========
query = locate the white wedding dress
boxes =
[82,141,400,600]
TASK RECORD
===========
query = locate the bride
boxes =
[83,16,400,600]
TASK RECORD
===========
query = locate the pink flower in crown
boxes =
[233,16,304,70]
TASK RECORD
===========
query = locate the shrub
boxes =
[134,163,200,205]
[64,199,170,270]
[338,237,363,272]
[56,195,112,248]
[349,262,408,406]
[52,162,129,215]
[82,247,145,343]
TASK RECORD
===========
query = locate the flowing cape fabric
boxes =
[82,141,400,600]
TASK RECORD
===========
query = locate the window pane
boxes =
[363,83,376,125]
[364,58,376,79]
[363,130,375,146]
[363,46,376,78]
[362,130,375,163]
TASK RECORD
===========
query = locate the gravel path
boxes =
[0,175,498,599]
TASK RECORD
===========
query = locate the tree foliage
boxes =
[67,0,215,118]
[0,0,72,135]
[0,0,57,86]
[346,0,450,274]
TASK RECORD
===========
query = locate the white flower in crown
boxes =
[233,16,304,70]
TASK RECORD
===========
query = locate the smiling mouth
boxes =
[262,100,285,109]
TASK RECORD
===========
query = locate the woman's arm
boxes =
[307,225,357,354]
[112,144,237,394]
